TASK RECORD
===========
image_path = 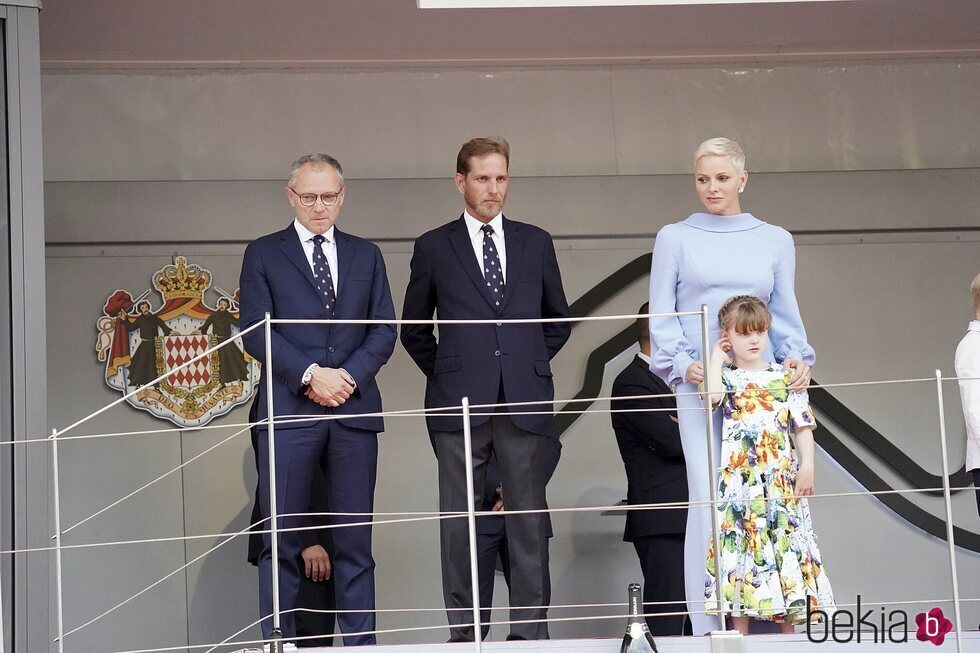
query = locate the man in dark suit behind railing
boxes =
[612,303,690,636]
[239,153,396,645]
[401,137,570,642]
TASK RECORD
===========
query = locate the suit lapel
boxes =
[334,228,354,300]
[498,216,521,312]
[277,225,321,297]
[449,216,496,310]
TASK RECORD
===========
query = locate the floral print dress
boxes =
[704,364,835,623]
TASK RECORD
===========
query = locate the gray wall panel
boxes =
[41,62,980,182]
[611,63,980,174]
[44,168,980,246]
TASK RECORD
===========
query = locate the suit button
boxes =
[328,346,335,353]
[494,350,500,357]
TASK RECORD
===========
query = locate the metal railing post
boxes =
[264,313,284,652]
[934,370,962,653]
[462,397,483,652]
[51,429,66,653]
[701,305,727,633]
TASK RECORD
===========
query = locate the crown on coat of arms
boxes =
[153,256,211,300]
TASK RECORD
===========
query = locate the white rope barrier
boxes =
[54,518,254,642]
[934,369,964,653]
[5,480,979,557]
[51,320,268,440]
[4,374,976,448]
[34,310,977,651]
[57,424,252,537]
[270,311,703,325]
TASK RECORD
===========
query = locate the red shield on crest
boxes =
[163,335,212,388]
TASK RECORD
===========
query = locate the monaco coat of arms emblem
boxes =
[95,256,260,426]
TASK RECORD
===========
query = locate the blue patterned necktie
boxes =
[481,224,505,308]
[312,234,337,315]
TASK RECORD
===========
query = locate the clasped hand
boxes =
[304,366,355,407]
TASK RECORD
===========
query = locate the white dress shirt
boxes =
[955,319,980,472]
[293,219,338,295]
[462,210,506,282]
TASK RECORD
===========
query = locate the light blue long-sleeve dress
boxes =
[647,212,815,635]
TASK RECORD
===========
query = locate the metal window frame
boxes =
[0,3,46,653]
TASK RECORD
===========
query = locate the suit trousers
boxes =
[632,534,688,636]
[257,420,378,645]
[476,520,511,640]
[432,415,551,642]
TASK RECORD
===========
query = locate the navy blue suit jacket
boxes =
[401,216,570,435]
[611,355,688,539]
[240,224,396,432]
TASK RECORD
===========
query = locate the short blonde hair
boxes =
[718,295,771,333]
[971,272,980,313]
[694,137,746,173]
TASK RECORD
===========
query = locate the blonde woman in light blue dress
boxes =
[648,138,814,635]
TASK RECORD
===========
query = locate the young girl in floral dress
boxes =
[704,295,834,633]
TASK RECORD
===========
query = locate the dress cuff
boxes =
[674,353,696,385]
[781,351,803,364]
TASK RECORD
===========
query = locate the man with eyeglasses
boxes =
[240,153,396,647]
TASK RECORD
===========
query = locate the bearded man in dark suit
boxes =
[401,137,570,642]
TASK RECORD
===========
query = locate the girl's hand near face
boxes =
[713,335,733,362]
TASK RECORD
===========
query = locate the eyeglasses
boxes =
[288,186,344,207]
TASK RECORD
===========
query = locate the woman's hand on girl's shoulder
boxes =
[784,359,812,390]
[685,361,705,384]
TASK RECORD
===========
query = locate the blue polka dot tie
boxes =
[481,224,505,308]
[312,234,337,316]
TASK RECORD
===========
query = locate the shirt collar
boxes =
[636,351,651,365]
[293,218,335,244]
[969,320,980,334]
[463,209,503,238]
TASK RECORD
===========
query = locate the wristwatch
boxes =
[301,364,316,385]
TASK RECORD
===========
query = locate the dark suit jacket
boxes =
[240,224,396,432]
[401,216,570,435]
[611,355,688,539]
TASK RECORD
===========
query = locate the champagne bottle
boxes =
[620,583,658,653]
